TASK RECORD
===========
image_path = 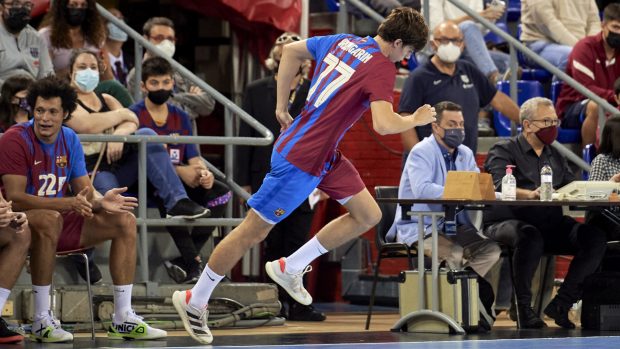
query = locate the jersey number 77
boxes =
[307,53,356,108]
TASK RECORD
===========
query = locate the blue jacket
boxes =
[386,135,478,246]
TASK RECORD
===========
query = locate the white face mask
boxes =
[436,42,461,63]
[155,39,175,58]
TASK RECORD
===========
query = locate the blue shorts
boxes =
[248,151,365,224]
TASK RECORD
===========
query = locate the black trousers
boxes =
[484,216,606,306]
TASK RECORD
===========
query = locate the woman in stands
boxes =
[0,75,34,132]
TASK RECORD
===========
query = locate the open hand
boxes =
[102,187,138,213]
[0,199,13,228]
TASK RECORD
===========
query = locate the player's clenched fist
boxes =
[412,104,436,126]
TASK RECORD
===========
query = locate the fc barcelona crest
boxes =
[56,155,67,168]
[274,208,286,217]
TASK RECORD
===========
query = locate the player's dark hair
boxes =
[27,76,78,117]
[141,56,174,83]
[599,116,620,159]
[377,7,428,52]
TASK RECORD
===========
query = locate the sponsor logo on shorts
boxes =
[274,208,285,217]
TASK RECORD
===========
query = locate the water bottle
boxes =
[540,163,553,201]
[501,165,516,201]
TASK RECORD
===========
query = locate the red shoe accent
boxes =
[0,334,23,344]
[185,290,192,304]
[278,258,286,273]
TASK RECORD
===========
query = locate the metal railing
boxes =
[94,5,274,283]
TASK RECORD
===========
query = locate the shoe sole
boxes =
[29,335,73,343]
[166,208,211,220]
[107,331,167,340]
[0,335,23,344]
[265,261,312,306]
[172,291,213,345]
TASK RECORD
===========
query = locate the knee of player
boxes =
[28,210,63,241]
[360,206,382,229]
[585,101,599,117]
[111,212,137,237]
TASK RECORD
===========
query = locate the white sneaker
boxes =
[172,290,212,344]
[30,311,73,343]
[265,258,313,305]
[107,309,167,340]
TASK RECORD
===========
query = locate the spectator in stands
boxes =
[39,0,112,80]
[521,0,601,72]
[0,193,29,344]
[555,3,620,148]
[423,0,509,84]
[0,76,167,342]
[0,0,53,86]
[0,75,33,131]
[65,49,210,221]
[237,32,326,321]
[129,56,232,284]
[104,8,130,86]
[586,116,620,240]
[352,0,421,17]
[126,17,215,120]
[399,21,519,160]
[483,97,607,329]
[388,101,500,330]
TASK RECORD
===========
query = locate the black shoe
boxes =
[164,260,187,284]
[287,303,326,321]
[0,317,23,344]
[183,259,203,284]
[544,298,576,329]
[517,305,546,329]
[167,199,211,220]
[74,256,103,285]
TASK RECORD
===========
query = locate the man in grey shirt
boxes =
[0,0,53,85]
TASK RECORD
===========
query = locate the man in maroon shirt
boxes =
[556,3,620,147]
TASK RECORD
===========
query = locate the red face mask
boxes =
[535,125,558,145]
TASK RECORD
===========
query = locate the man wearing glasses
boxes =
[126,16,215,120]
[483,97,607,329]
[399,21,519,163]
[0,0,54,86]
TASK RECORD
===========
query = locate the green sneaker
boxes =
[30,311,73,343]
[107,310,167,340]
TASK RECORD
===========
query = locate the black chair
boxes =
[365,186,416,330]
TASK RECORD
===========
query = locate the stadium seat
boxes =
[506,0,521,22]
[494,80,543,136]
[484,18,509,46]
[582,143,597,179]
[324,0,339,12]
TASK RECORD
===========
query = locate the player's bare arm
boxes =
[275,40,314,131]
[370,101,436,135]
[2,174,88,214]
[70,176,137,214]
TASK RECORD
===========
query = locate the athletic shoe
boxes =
[107,309,167,340]
[0,317,23,344]
[265,258,312,306]
[166,199,211,220]
[164,260,187,284]
[172,290,212,344]
[183,260,204,284]
[30,311,73,343]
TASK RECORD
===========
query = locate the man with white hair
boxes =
[483,97,607,329]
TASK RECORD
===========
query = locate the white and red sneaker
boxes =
[265,258,313,305]
[172,290,212,344]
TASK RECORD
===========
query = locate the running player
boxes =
[0,76,167,342]
[173,7,435,344]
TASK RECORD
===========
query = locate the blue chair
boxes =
[494,80,543,136]
[551,81,583,144]
[582,143,597,179]
[324,0,339,12]
[507,0,521,22]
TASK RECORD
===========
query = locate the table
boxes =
[379,198,619,334]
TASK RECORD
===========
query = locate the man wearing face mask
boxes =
[104,8,130,86]
[0,0,54,86]
[556,3,620,149]
[387,101,501,331]
[483,97,607,329]
[399,21,519,163]
[126,17,215,120]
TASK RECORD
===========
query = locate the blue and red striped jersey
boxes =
[275,34,396,176]
[0,120,87,197]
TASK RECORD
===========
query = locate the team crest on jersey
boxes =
[274,208,285,217]
[30,47,39,58]
[460,75,470,84]
[55,155,67,168]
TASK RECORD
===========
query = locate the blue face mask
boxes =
[107,22,128,42]
[74,68,99,93]
[441,127,465,148]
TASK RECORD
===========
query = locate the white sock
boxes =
[285,236,328,274]
[190,264,223,309]
[113,284,133,323]
[33,285,51,319]
[0,287,10,313]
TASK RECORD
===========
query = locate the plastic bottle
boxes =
[540,163,553,201]
[501,165,516,201]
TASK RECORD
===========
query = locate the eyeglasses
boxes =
[149,35,176,43]
[530,118,561,127]
[276,34,301,44]
[34,107,62,118]
[434,37,464,45]
[4,1,34,10]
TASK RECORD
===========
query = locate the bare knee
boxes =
[110,212,137,240]
[27,210,62,243]
[353,204,382,230]
[585,101,599,119]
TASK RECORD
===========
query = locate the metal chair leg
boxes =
[365,253,383,330]
[78,253,96,340]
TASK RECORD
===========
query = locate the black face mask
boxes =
[66,8,86,27]
[147,89,172,105]
[4,7,31,33]
[607,30,620,49]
